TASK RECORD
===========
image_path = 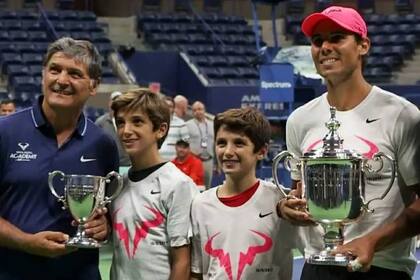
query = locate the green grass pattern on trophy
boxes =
[68,194,95,221]
[307,200,351,221]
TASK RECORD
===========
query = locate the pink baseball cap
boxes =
[301,6,367,38]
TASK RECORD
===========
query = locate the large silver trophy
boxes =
[48,171,123,248]
[272,107,396,266]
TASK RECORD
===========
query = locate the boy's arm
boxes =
[169,245,190,280]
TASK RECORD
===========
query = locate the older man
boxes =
[0,37,119,280]
[186,101,214,188]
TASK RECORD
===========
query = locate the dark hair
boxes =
[0,99,15,105]
[214,107,271,152]
[43,37,102,83]
[111,88,171,148]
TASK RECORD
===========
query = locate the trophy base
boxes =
[307,253,349,266]
[66,237,102,249]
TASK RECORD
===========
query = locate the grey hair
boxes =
[43,37,102,82]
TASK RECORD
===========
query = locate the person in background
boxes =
[0,37,119,280]
[174,94,192,121]
[186,101,214,188]
[172,138,205,189]
[110,88,198,280]
[277,6,420,280]
[95,91,131,166]
[0,99,16,116]
[160,96,190,161]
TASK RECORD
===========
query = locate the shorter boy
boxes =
[109,89,198,280]
[191,107,304,280]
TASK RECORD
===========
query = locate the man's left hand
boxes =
[74,207,110,242]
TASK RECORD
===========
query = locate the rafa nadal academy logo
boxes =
[10,142,38,162]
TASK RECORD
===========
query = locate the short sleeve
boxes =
[392,104,420,186]
[165,178,198,247]
[285,114,302,181]
[190,197,203,274]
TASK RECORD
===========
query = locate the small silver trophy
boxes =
[272,107,396,266]
[48,171,123,248]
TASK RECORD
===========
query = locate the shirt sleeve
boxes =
[165,177,198,247]
[285,114,302,181]
[392,103,420,186]
[190,197,203,274]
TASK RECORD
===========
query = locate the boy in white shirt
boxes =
[109,89,198,280]
[191,107,305,280]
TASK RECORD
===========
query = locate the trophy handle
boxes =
[272,151,298,197]
[101,171,123,206]
[48,170,67,208]
[364,152,396,210]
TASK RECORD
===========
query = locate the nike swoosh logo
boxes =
[259,212,273,218]
[80,156,96,162]
[366,118,380,124]
[150,190,161,195]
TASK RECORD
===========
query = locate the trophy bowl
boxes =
[48,171,123,248]
[272,107,396,266]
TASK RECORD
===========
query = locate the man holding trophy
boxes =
[0,37,119,279]
[276,6,420,280]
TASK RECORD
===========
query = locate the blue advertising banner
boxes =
[259,63,295,103]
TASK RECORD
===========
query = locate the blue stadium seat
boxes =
[227,56,248,67]
[218,67,239,79]
[6,64,30,77]
[383,14,401,25]
[10,75,38,93]
[9,30,28,42]
[193,55,210,67]
[364,14,384,27]
[207,55,228,67]
[22,53,43,65]
[77,11,97,22]
[370,35,389,46]
[1,53,22,72]
[201,67,222,79]
[188,33,209,44]
[70,31,91,40]
[29,65,43,76]
[28,31,49,42]
[21,20,42,31]
[0,11,18,19]
[363,67,392,83]
[17,10,38,20]
[237,67,259,79]
[286,0,305,14]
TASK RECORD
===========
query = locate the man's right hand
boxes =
[22,231,77,258]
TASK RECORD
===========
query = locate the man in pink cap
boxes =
[277,5,420,280]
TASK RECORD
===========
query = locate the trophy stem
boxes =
[66,223,102,249]
[307,223,348,266]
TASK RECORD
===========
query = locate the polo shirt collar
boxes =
[30,96,88,136]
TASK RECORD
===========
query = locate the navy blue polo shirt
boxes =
[0,97,119,280]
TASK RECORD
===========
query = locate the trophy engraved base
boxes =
[66,236,102,249]
[308,251,348,266]
[65,224,103,249]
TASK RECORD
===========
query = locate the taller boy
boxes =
[110,89,198,280]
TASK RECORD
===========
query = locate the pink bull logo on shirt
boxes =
[113,206,164,259]
[205,230,273,280]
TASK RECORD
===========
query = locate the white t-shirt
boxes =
[286,86,420,275]
[191,180,307,280]
[110,162,198,280]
